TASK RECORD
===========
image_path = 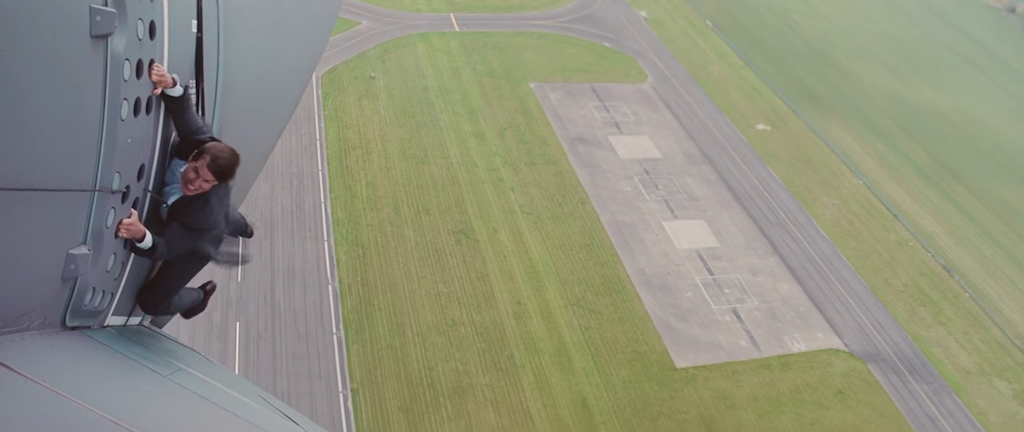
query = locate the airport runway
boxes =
[171,1,982,431]
[165,81,351,432]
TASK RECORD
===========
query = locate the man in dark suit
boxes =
[116,62,253,320]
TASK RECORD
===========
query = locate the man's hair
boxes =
[192,141,240,183]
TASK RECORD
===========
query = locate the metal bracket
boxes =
[89,4,118,38]
[62,245,92,279]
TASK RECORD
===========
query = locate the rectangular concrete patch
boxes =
[531,82,845,368]
[663,220,720,249]
[609,135,662,159]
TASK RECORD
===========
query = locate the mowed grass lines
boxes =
[627,0,1024,428]
[321,32,910,432]
[356,0,567,13]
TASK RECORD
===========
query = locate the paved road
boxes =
[166,81,351,432]
[173,0,983,431]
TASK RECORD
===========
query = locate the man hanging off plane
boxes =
[115,62,254,320]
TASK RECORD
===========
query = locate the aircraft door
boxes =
[64,0,166,328]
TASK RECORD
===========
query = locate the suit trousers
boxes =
[136,252,210,316]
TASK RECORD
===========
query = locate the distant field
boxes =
[627,0,1024,429]
[331,17,359,37]
[356,0,567,13]
[321,32,910,432]
[687,0,1024,345]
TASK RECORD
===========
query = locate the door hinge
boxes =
[62,244,92,279]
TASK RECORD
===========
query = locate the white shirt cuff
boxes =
[134,229,154,250]
[163,74,184,97]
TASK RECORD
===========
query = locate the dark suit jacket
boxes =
[130,86,238,262]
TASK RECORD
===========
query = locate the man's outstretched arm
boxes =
[149,63,215,151]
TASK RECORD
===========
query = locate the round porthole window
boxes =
[105,207,116,228]
[122,59,131,81]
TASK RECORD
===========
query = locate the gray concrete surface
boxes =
[166,81,350,432]
[532,82,844,367]
[167,0,983,431]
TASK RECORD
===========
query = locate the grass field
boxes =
[356,0,568,13]
[331,17,359,37]
[689,0,1024,347]
[627,0,1024,429]
[321,32,911,432]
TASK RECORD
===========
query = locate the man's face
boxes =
[181,155,219,196]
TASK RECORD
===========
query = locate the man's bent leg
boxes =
[227,210,254,239]
[137,253,211,316]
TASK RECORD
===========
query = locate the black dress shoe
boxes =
[239,214,254,239]
[181,281,217,320]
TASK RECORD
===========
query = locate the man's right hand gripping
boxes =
[149,62,176,95]
[116,209,150,247]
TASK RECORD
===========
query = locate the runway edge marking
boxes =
[313,72,352,432]
[449,13,460,32]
